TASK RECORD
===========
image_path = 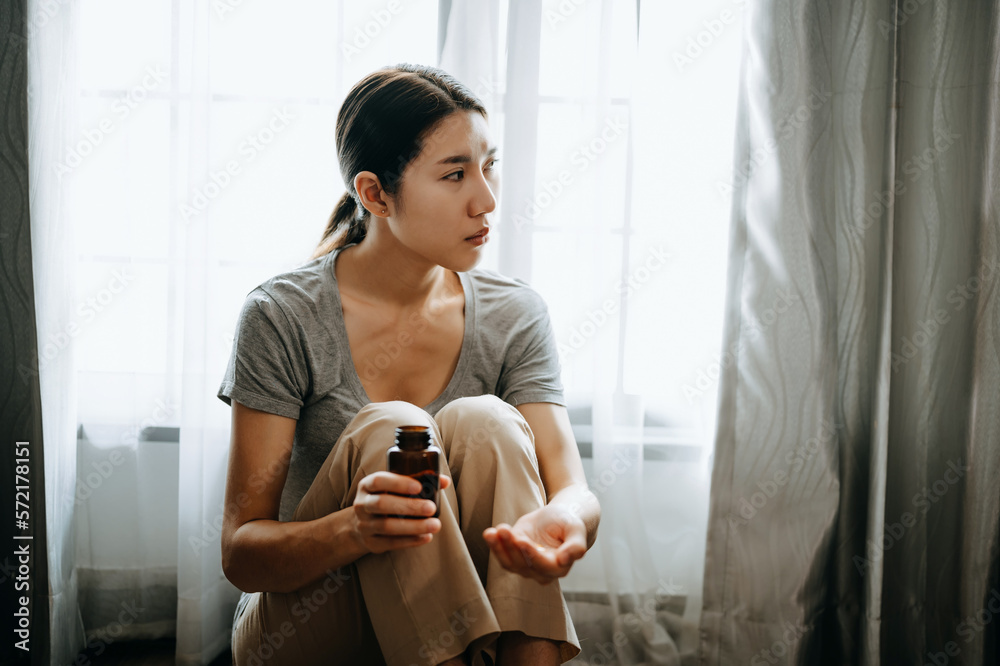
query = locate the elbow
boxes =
[223,553,266,594]
[222,533,300,595]
[221,539,244,591]
[221,533,257,594]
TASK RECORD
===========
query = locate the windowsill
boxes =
[78,422,702,461]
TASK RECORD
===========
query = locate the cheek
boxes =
[403,179,448,212]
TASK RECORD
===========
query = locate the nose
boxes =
[470,170,498,218]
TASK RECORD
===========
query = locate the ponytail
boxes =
[311,191,369,259]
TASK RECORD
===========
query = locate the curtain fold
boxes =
[25,0,84,662]
[2,2,57,664]
[175,1,243,662]
[702,1,1000,663]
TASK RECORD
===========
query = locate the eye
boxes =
[444,170,464,181]
[485,158,499,172]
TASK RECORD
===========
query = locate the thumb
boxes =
[555,534,587,567]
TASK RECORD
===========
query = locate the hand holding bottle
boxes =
[349,471,452,555]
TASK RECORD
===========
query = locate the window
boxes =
[71,0,440,432]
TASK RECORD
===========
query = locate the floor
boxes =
[74,639,232,665]
[69,599,694,665]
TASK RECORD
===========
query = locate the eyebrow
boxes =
[436,146,498,165]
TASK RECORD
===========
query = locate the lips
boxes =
[465,228,490,246]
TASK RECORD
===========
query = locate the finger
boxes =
[550,527,587,567]
[485,525,513,551]
[499,525,549,557]
[497,527,548,572]
[495,546,548,584]
[440,475,452,490]
[487,531,519,571]
[500,530,538,570]
[365,493,438,518]
[500,541,553,585]
[501,532,565,577]
[367,516,441,538]
[483,528,502,553]
[487,527,552,583]
[502,528,547,559]
[368,533,434,552]
[506,530,549,555]
[511,538,561,575]
[493,523,514,541]
[555,541,587,567]
[363,471,422,496]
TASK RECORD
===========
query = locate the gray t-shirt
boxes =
[217,246,564,520]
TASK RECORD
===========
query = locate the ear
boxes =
[353,171,392,218]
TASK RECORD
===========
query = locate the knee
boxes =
[437,395,534,458]
[355,400,434,428]
[349,401,436,454]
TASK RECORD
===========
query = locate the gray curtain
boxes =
[0,1,55,664]
[701,1,1000,664]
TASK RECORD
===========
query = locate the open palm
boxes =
[482,504,587,585]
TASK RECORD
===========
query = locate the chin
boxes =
[442,250,484,273]
[447,258,481,273]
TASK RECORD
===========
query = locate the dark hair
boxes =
[312,64,488,258]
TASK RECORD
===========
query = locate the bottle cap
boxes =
[395,425,432,450]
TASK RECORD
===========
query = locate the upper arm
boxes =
[498,290,564,407]
[516,402,587,501]
[222,400,297,552]
[218,290,309,421]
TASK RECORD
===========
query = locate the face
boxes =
[384,110,499,272]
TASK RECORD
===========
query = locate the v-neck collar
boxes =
[325,245,475,412]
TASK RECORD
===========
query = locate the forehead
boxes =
[416,111,493,163]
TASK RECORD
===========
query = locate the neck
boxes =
[338,224,459,309]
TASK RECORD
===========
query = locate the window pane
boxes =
[538,0,602,99]
[211,0,343,98]
[341,0,439,85]
[626,0,745,436]
[73,261,169,376]
[73,99,172,260]
[532,230,625,393]
[79,0,172,91]
[200,101,337,263]
[529,103,629,232]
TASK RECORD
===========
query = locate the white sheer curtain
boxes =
[174,1,235,660]
[40,0,437,662]
[27,1,85,662]
[34,0,739,663]
[441,1,742,664]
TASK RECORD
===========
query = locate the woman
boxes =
[218,64,601,666]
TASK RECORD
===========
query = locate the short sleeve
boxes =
[497,295,565,407]
[217,289,310,419]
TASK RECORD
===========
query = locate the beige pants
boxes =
[231,395,581,666]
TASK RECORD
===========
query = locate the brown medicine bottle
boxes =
[387,425,440,519]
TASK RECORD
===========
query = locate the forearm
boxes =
[223,507,366,594]
[547,484,601,550]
